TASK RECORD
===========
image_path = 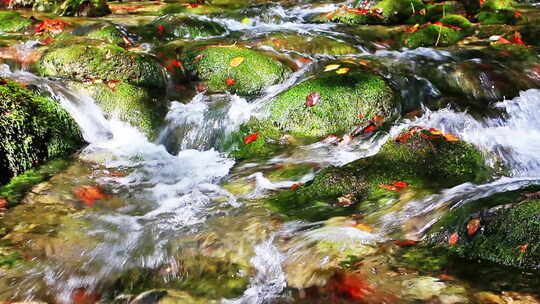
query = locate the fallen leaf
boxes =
[229,56,245,67]
[0,197,7,209]
[241,17,251,24]
[339,134,353,146]
[392,240,418,246]
[73,186,105,206]
[322,134,340,145]
[497,37,511,44]
[157,25,165,36]
[512,31,526,46]
[324,64,340,72]
[358,60,369,66]
[392,181,408,189]
[225,78,236,86]
[337,194,355,207]
[336,67,350,74]
[518,244,529,253]
[34,19,72,34]
[361,124,376,134]
[443,133,459,142]
[290,183,303,190]
[379,184,400,191]
[194,53,204,62]
[448,232,459,246]
[196,82,208,92]
[72,288,101,304]
[429,128,442,135]
[405,24,420,33]
[372,115,385,123]
[243,133,258,144]
[331,273,373,301]
[305,92,321,106]
[514,11,522,18]
[354,223,372,232]
[467,218,481,236]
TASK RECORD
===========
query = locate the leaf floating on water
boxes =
[467,218,481,236]
[229,56,245,67]
[324,64,340,71]
[448,232,459,246]
[225,78,236,86]
[73,186,105,206]
[336,67,350,74]
[243,133,258,144]
[331,273,373,301]
[305,92,321,107]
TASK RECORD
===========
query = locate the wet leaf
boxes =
[330,273,373,300]
[443,133,459,142]
[243,133,258,144]
[336,67,350,74]
[448,232,459,246]
[354,223,373,232]
[324,64,340,72]
[241,17,251,24]
[497,37,511,44]
[73,186,105,206]
[225,78,236,86]
[322,134,340,145]
[156,25,165,37]
[392,181,408,189]
[512,31,526,46]
[379,184,400,191]
[518,244,529,253]
[34,19,72,34]
[361,124,376,134]
[72,288,101,304]
[196,82,208,92]
[392,240,418,246]
[290,183,303,190]
[0,197,7,209]
[405,24,420,33]
[372,115,385,123]
[305,91,321,107]
[467,218,481,236]
[229,56,245,67]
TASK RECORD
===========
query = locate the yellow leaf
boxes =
[336,67,350,74]
[354,223,373,232]
[324,64,340,71]
[443,133,459,142]
[241,17,251,24]
[230,56,245,67]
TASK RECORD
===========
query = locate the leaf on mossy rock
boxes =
[305,91,321,106]
[0,197,7,209]
[243,133,258,144]
[467,218,481,236]
[336,67,350,74]
[35,19,72,34]
[324,64,340,71]
[229,56,245,67]
[448,232,459,246]
[225,78,236,86]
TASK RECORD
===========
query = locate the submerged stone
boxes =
[255,32,359,56]
[38,38,167,89]
[182,46,292,96]
[0,78,83,185]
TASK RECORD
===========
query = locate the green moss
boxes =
[159,3,226,15]
[482,0,513,10]
[226,118,283,160]
[428,188,540,270]
[55,0,111,16]
[0,79,83,185]
[439,14,472,31]
[402,24,465,48]
[476,9,519,25]
[182,46,292,96]
[489,43,536,60]
[256,33,359,56]
[68,82,167,140]
[422,2,464,23]
[38,38,167,89]
[267,65,399,137]
[0,243,22,269]
[0,158,71,205]
[399,246,452,273]
[73,22,130,46]
[0,11,33,33]
[266,130,491,221]
[267,164,313,182]
[140,14,226,41]
[374,0,426,24]
[312,9,385,25]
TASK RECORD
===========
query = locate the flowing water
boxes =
[1,1,540,303]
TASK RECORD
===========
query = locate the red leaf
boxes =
[290,183,303,190]
[243,133,258,144]
[512,31,526,46]
[467,218,481,236]
[73,186,105,206]
[392,181,408,189]
[196,82,208,92]
[518,244,529,253]
[361,124,376,134]
[305,92,321,107]
[157,25,165,36]
[0,197,7,209]
[448,232,459,246]
[392,240,418,246]
[72,288,101,304]
[331,273,373,300]
[225,78,236,86]
[497,37,511,44]
[34,19,72,33]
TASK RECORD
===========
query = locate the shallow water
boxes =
[1,1,540,303]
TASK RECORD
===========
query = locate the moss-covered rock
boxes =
[55,0,110,16]
[440,14,472,31]
[482,0,513,11]
[38,38,167,89]
[139,14,227,41]
[159,3,227,15]
[255,32,359,56]
[266,128,491,221]
[72,22,132,47]
[0,11,34,33]
[427,187,540,270]
[476,9,520,25]
[420,2,466,23]
[374,0,426,24]
[182,46,292,96]
[311,8,385,25]
[67,82,167,139]
[226,118,283,159]
[402,24,465,48]
[0,78,83,185]
[266,63,400,138]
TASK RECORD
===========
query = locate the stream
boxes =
[1,0,540,303]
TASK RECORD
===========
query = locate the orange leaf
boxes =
[73,186,105,206]
[336,67,350,74]
[354,223,373,232]
[448,232,459,246]
[467,218,481,236]
[518,244,529,253]
[392,240,418,246]
[372,115,385,123]
[225,78,236,86]
[305,92,321,106]
[290,183,303,190]
[243,133,258,144]
[497,37,511,44]
[0,197,7,209]
[443,133,459,142]
[229,56,245,67]
[379,184,400,191]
